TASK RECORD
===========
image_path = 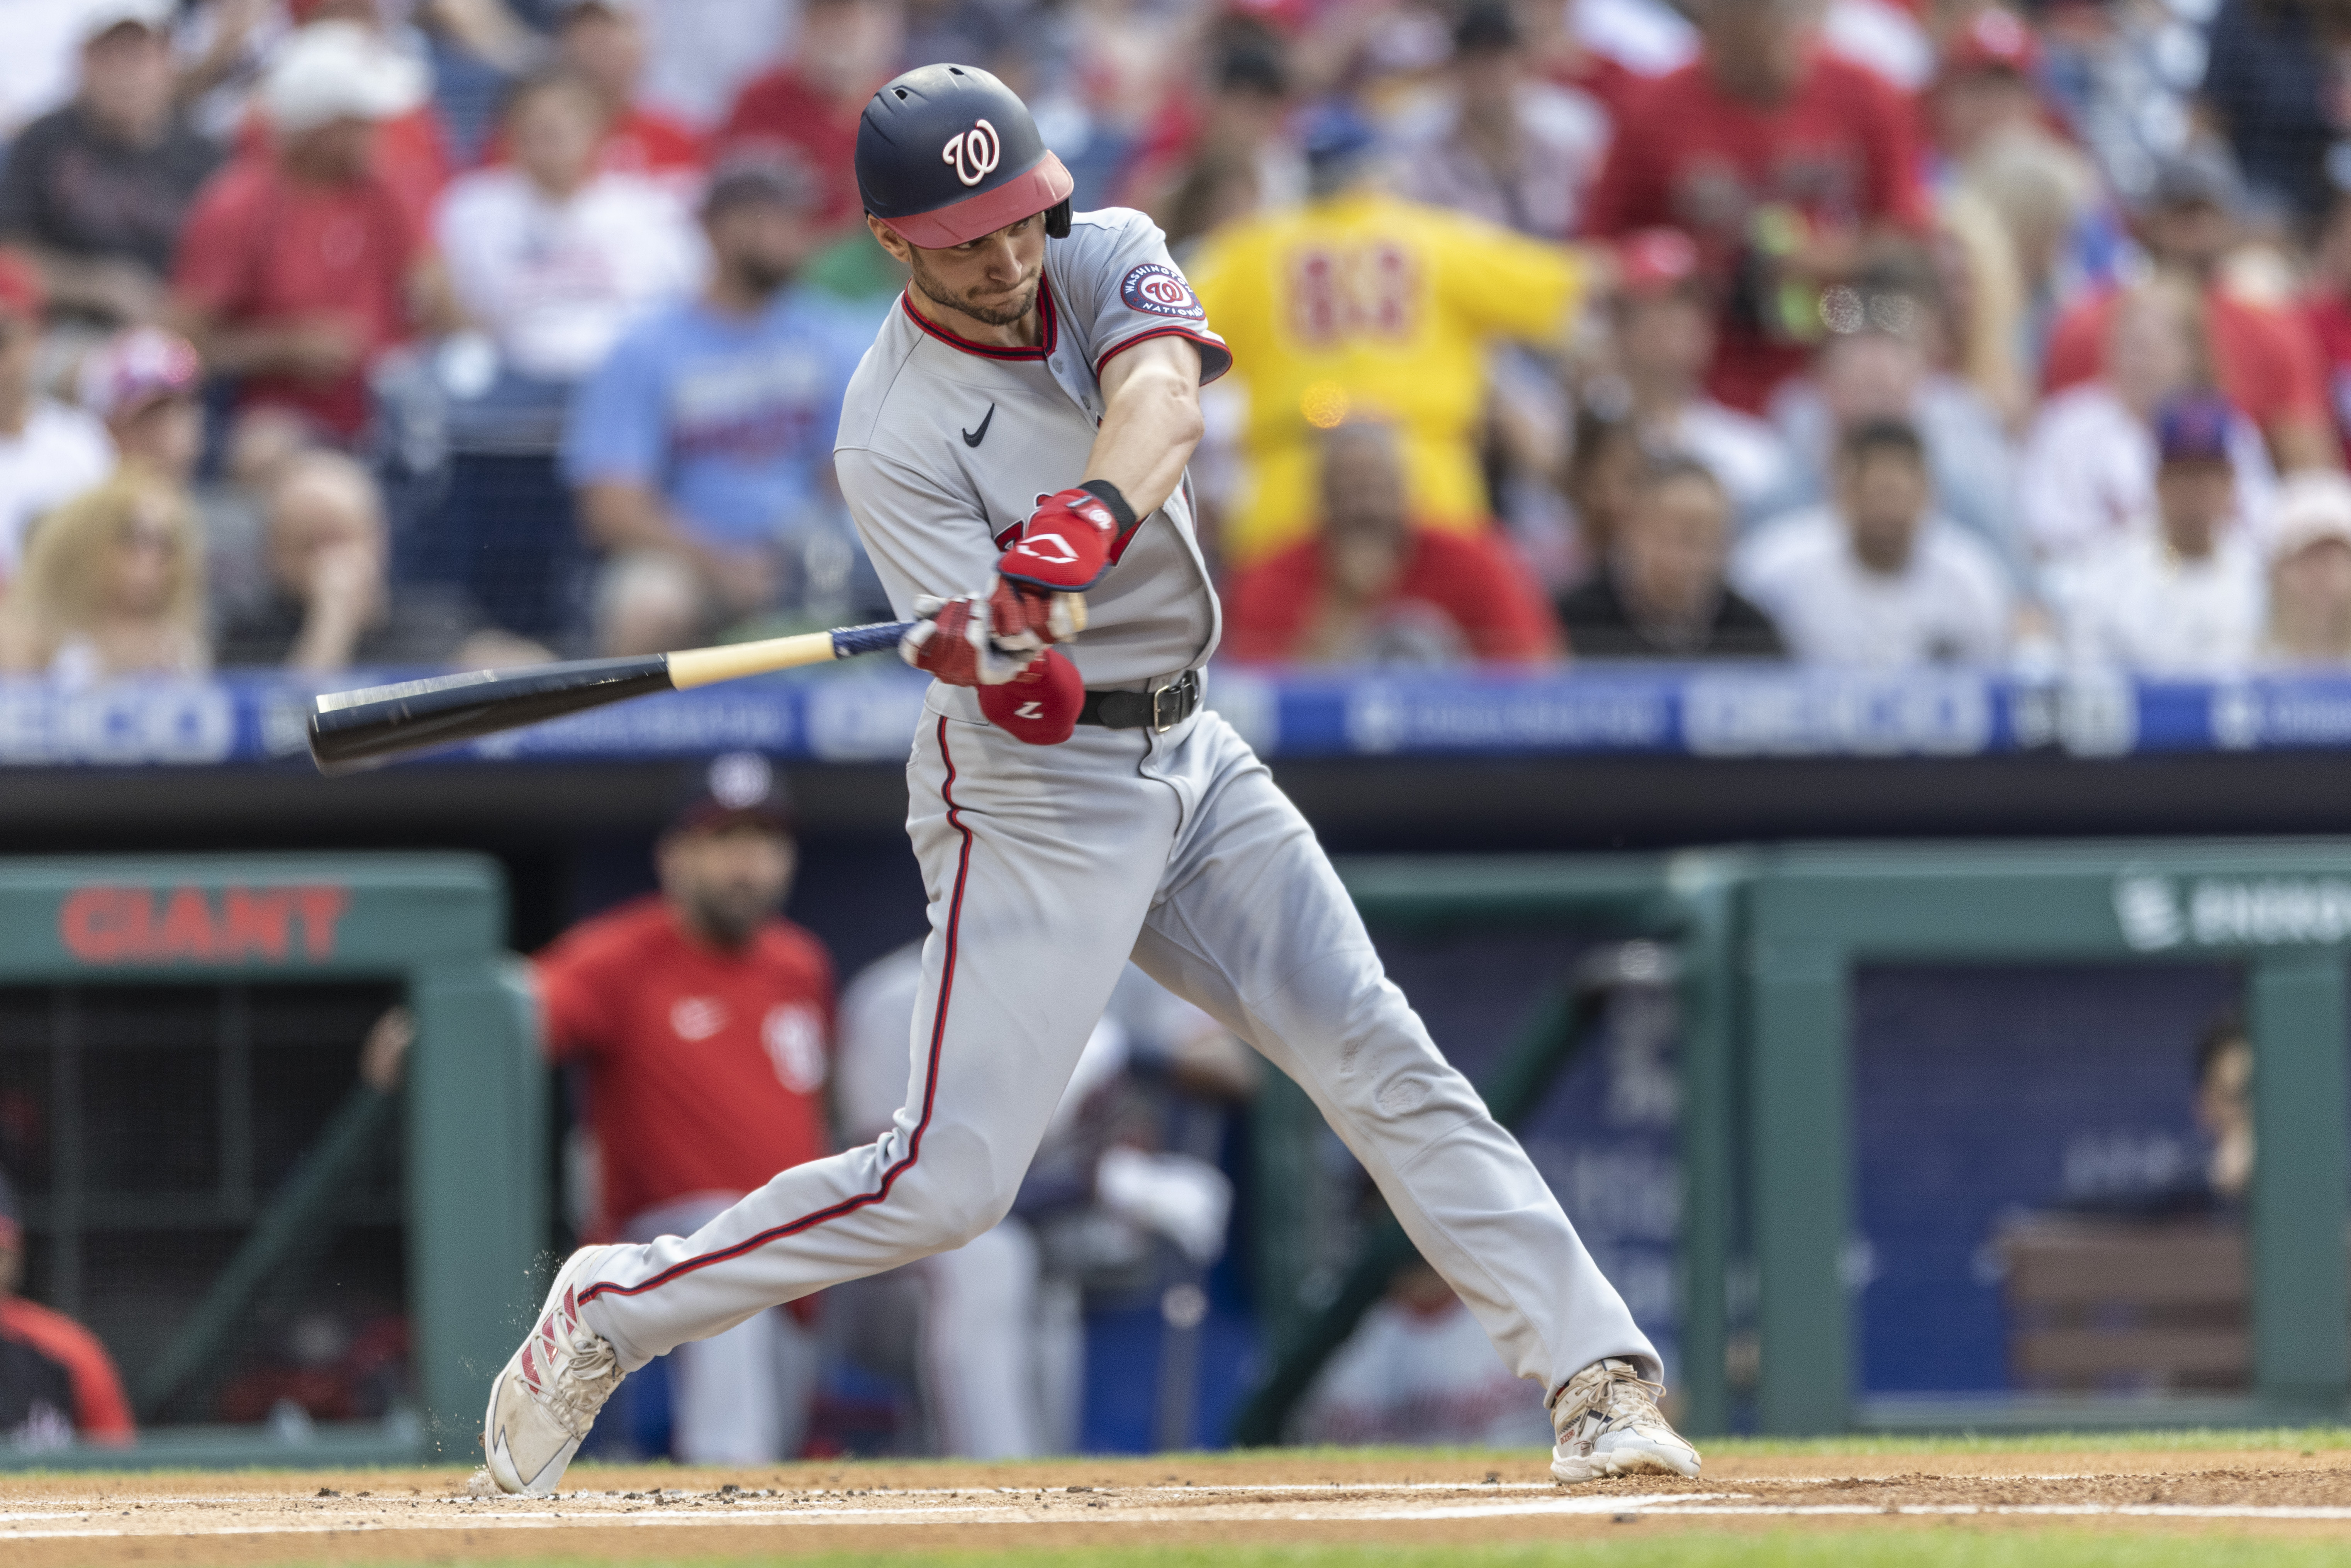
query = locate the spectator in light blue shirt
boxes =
[563,154,876,654]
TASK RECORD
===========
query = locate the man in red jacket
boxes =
[715,0,902,232]
[1222,420,1562,664]
[535,753,835,1463]
[0,1168,132,1449]
[1581,0,1930,413]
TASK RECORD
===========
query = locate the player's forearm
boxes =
[1082,339,1204,519]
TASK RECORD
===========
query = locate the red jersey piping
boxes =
[900,280,1060,362]
[580,717,974,1304]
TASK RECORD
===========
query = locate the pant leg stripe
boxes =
[582,717,972,1304]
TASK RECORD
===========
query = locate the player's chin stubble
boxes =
[911,256,1039,329]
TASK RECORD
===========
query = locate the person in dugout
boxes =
[533,753,836,1463]
[0,1167,133,1448]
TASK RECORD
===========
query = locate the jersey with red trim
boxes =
[833,206,1232,687]
[0,1296,133,1446]
[535,896,836,1236]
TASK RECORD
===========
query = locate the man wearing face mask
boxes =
[533,753,836,1463]
[562,153,874,656]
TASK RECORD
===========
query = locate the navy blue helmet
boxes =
[855,64,1074,248]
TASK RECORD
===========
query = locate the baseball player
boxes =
[482,64,1699,1493]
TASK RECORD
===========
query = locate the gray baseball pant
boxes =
[575,692,1658,1401]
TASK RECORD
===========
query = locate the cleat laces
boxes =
[519,1295,622,1441]
[1552,1358,1672,1445]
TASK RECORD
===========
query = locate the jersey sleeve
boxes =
[1054,209,1233,384]
[835,446,1007,613]
[1434,212,1582,341]
[533,937,611,1064]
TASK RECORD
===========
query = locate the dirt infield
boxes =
[1,1445,2349,1566]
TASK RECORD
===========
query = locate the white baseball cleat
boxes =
[1548,1357,1703,1483]
[482,1246,628,1496]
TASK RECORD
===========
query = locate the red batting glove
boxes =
[998,481,1137,593]
[977,647,1083,744]
[900,592,1041,687]
[986,573,1084,654]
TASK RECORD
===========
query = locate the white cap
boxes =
[261,20,428,135]
[2267,470,2351,564]
[80,0,177,46]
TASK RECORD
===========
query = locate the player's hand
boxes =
[900,591,1041,687]
[998,482,1136,593]
[986,574,1084,654]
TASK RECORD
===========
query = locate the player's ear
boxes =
[866,213,912,263]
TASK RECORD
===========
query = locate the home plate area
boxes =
[0,1447,2349,1564]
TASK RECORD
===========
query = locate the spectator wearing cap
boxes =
[1734,417,2010,668]
[715,0,905,234]
[0,254,114,588]
[1389,2,1612,245]
[0,466,207,681]
[81,325,205,488]
[2263,470,2351,664]
[1580,0,1932,414]
[2020,278,2275,566]
[1190,103,1601,566]
[1924,8,2044,170]
[1606,228,1798,527]
[1220,420,1562,665]
[2041,151,2338,473]
[1766,258,2024,575]
[213,449,548,672]
[562,156,872,656]
[1558,454,1785,659]
[479,1,707,190]
[0,1,222,332]
[1121,39,1301,251]
[0,1167,132,1449]
[436,72,704,387]
[534,753,835,1463]
[2048,393,2266,675]
[168,20,456,446]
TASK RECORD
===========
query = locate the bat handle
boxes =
[830,620,916,659]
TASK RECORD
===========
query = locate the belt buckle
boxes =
[1150,674,1189,734]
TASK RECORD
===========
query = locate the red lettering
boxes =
[157,887,217,959]
[219,888,293,961]
[60,888,140,961]
[295,886,349,959]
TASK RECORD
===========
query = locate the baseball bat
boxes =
[306,619,915,775]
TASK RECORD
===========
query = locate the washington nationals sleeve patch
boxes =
[1120,263,1207,320]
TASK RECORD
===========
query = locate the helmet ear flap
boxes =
[1045,199,1072,239]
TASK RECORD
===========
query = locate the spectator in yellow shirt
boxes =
[1187,104,1598,566]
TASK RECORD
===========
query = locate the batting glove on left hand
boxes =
[901,592,1042,687]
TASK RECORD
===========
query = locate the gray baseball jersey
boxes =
[834,208,1232,688]
[565,205,1663,1437]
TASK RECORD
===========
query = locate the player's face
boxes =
[661,824,797,949]
[906,212,1048,329]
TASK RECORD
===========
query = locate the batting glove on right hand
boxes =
[902,591,1041,687]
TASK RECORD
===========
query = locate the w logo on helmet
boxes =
[943,119,1002,187]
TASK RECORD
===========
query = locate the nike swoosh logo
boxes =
[962,404,995,448]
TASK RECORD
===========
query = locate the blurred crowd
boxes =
[0,0,2349,677]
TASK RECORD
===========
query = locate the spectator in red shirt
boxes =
[716,0,904,232]
[1581,0,1931,413]
[534,754,835,1464]
[1222,420,1562,664]
[0,1168,133,1449]
[481,1,706,186]
[2301,187,2351,453]
[170,20,452,445]
[2043,151,2338,473]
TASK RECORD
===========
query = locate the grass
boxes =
[300,1543,2351,1568]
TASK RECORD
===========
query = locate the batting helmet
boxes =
[856,64,1074,249]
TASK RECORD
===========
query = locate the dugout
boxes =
[0,854,541,1467]
[1234,853,1746,1443]
[1747,841,2351,1434]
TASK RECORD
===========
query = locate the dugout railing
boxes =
[1233,852,1747,1443]
[0,854,542,1468]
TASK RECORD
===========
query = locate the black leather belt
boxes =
[1079,670,1201,732]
